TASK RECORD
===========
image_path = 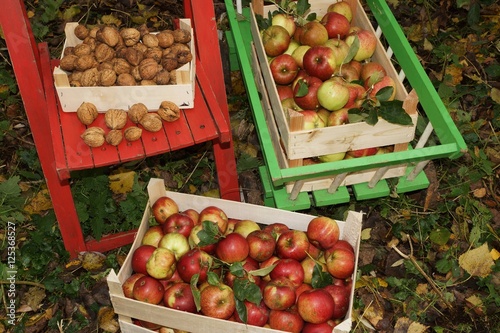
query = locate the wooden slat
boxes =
[116,120,147,162]
[163,109,195,151]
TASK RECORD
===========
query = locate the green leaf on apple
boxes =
[311,263,333,289]
[197,220,221,246]
[248,263,277,277]
[295,79,309,98]
[343,35,360,64]
[295,0,311,17]
[190,274,201,311]
[366,108,379,126]
[376,86,395,102]
[235,299,248,324]
[207,271,221,285]
[233,278,263,305]
[379,100,413,126]
[230,262,246,278]
[347,108,369,123]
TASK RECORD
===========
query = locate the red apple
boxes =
[158,269,183,289]
[300,110,326,130]
[307,242,323,260]
[299,21,329,47]
[158,232,190,260]
[327,0,353,22]
[302,46,337,81]
[324,247,356,279]
[369,75,397,101]
[163,281,197,313]
[232,219,261,238]
[326,108,349,126]
[307,216,340,250]
[216,232,250,263]
[346,147,379,158]
[132,275,164,304]
[321,12,351,39]
[262,25,291,57]
[291,44,311,68]
[135,320,162,331]
[247,229,277,262]
[152,196,179,225]
[163,212,195,238]
[270,258,305,287]
[324,284,351,319]
[345,29,378,61]
[301,257,327,285]
[329,239,354,253]
[263,277,297,310]
[270,54,299,85]
[324,38,350,66]
[259,255,280,281]
[182,208,199,226]
[302,320,336,333]
[297,288,335,323]
[263,223,290,241]
[198,205,229,234]
[146,247,177,280]
[272,13,296,36]
[276,84,294,101]
[199,283,236,319]
[361,61,387,88]
[295,283,313,301]
[344,82,367,108]
[131,244,156,275]
[268,307,305,333]
[224,257,261,287]
[234,299,270,327]
[276,230,310,261]
[176,248,213,284]
[334,62,361,82]
[317,77,350,111]
[122,273,145,298]
[293,75,323,110]
[141,225,164,247]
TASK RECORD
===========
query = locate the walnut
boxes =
[106,129,123,146]
[128,103,148,124]
[141,80,157,85]
[96,26,120,47]
[137,24,150,38]
[157,30,174,48]
[169,71,177,85]
[114,45,128,59]
[98,61,114,71]
[73,43,92,57]
[140,113,163,132]
[89,27,100,39]
[144,47,163,63]
[124,48,144,66]
[80,68,100,86]
[69,70,83,82]
[70,80,82,87]
[82,36,97,51]
[120,28,141,46]
[59,54,78,71]
[171,43,192,64]
[99,69,117,86]
[124,126,142,141]
[155,70,170,85]
[105,109,128,129]
[161,57,178,72]
[76,102,98,125]
[63,46,75,56]
[116,73,136,86]
[112,58,131,75]
[131,66,142,81]
[158,101,180,122]
[94,43,115,63]
[172,28,191,44]
[139,58,159,80]
[81,127,105,147]
[133,42,148,55]
[142,34,159,48]
[75,54,97,71]
[74,24,89,40]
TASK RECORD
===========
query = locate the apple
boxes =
[163,212,195,238]
[276,229,310,261]
[163,282,197,313]
[291,44,311,68]
[263,277,297,310]
[262,25,291,57]
[317,152,347,163]
[324,247,356,279]
[152,196,179,225]
[199,283,236,319]
[270,258,305,287]
[272,13,296,36]
[284,39,300,56]
[317,77,350,111]
[182,208,199,225]
[135,320,162,331]
[327,0,353,22]
[307,216,340,250]
[276,84,294,101]
[270,54,299,85]
[158,269,183,289]
[225,218,240,235]
[216,232,250,263]
[301,110,326,130]
[326,108,349,126]
[302,320,336,333]
[334,62,361,82]
[299,21,329,47]
[247,229,276,262]
[131,244,156,275]
[122,273,145,298]
[307,242,323,260]
[302,46,337,81]
[188,224,217,253]
[346,147,378,158]
[158,232,190,260]
[176,248,213,284]
[232,219,261,238]
[295,283,313,301]
[132,275,165,304]
[293,75,323,110]
[345,29,378,61]
[361,61,386,88]
[369,75,397,100]
[323,39,350,66]
[297,288,335,323]
[268,307,305,333]
[224,257,260,287]
[282,97,304,112]
[323,284,351,319]
[198,205,229,234]
[344,82,367,108]
[234,299,270,327]
[141,225,164,247]
[146,247,177,280]
[263,223,290,241]
[300,257,327,285]
[259,255,280,281]
[321,12,351,39]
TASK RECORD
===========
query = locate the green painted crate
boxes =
[225,0,466,210]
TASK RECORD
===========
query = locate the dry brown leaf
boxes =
[408,321,430,333]
[98,306,120,333]
[20,287,46,312]
[473,188,487,198]
[465,294,485,316]
[109,168,136,194]
[415,283,429,295]
[23,188,53,214]
[80,251,107,272]
[364,300,385,328]
[459,243,495,277]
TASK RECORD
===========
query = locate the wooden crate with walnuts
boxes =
[53,19,195,112]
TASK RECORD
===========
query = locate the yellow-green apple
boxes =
[302,320,336,333]
[276,84,294,101]
[131,244,156,275]
[188,224,216,253]
[346,147,378,158]
[317,151,347,162]
[146,247,176,280]
[247,229,277,262]
[291,44,311,68]
[327,0,353,22]
[293,75,323,110]
[282,97,304,112]
[326,108,349,126]
[306,216,340,250]
[263,277,297,310]
[284,39,300,55]
[345,28,377,61]
[158,232,190,260]
[300,110,326,130]
[225,217,240,235]
[234,299,270,327]
[302,46,337,81]
[122,273,145,298]
[344,82,367,108]
[299,21,329,47]
[263,223,290,241]
[141,225,164,247]
[348,60,363,75]
[268,307,305,333]
[199,283,236,319]
[323,284,351,319]
[270,258,305,287]
[316,108,331,125]
[369,75,397,100]
[233,219,261,238]
[262,25,291,57]
[361,61,386,88]
[301,257,328,285]
[163,212,195,238]
[317,77,350,111]
[163,281,197,313]
[132,275,165,304]
[324,38,350,66]
[272,13,296,36]
[270,54,299,85]
[152,196,179,225]
[297,288,335,324]
[324,247,355,279]
[321,11,351,39]
[176,248,213,284]
[215,232,250,263]
[198,205,229,234]
[276,229,310,261]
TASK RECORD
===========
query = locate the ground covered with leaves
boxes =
[1,0,499,332]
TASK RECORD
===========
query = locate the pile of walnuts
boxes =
[78,101,181,147]
[60,23,193,87]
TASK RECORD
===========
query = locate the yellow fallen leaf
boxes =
[24,189,53,215]
[109,169,136,194]
[364,300,384,328]
[491,87,500,104]
[20,287,46,312]
[491,248,500,260]
[202,189,220,198]
[473,188,487,198]
[100,14,122,27]
[80,251,107,272]
[98,306,120,333]
[465,294,485,315]
[459,243,494,277]
[408,321,429,333]
[361,228,372,240]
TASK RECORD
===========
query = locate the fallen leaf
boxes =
[473,188,487,198]
[100,15,122,27]
[23,188,53,214]
[361,228,372,240]
[98,306,120,333]
[491,248,500,260]
[465,294,485,316]
[458,243,495,277]
[364,299,385,328]
[490,87,500,104]
[408,321,430,333]
[109,169,136,194]
[80,251,107,273]
[20,287,46,312]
